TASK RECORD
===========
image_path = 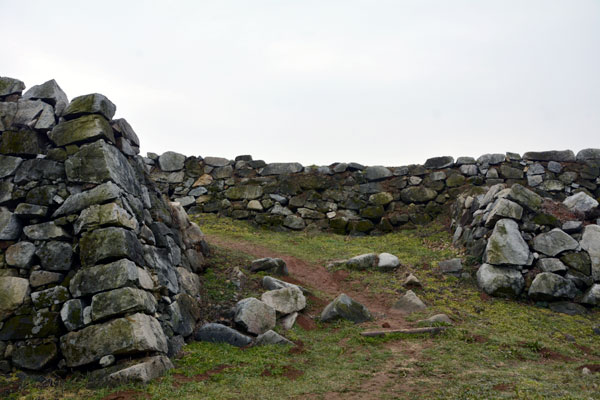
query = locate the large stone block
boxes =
[260,162,303,176]
[59,313,167,367]
[0,311,60,340]
[580,225,600,282]
[13,158,65,183]
[65,140,141,195]
[225,185,263,200]
[234,298,276,335]
[53,181,122,217]
[79,227,144,267]
[0,77,25,96]
[69,259,142,297]
[49,114,114,146]
[13,100,56,130]
[532,229,579,257]
[91,287,157,322]
[476,264,524,298]
[74,202,138,234]
[63,93,116,120]
[35,241,73,271]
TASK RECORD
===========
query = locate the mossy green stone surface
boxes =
[0,130,43,156]
[49,114,115,146]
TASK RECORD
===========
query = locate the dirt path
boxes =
[205,234,409,330]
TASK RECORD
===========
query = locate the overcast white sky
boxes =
[2,1,599,166]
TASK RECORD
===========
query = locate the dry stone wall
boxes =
[0,77,209,381]
[146,149,600,235]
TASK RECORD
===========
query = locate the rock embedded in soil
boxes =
[377,253,400,271]
[250,257,288,275]
[261,286,306,315]
[255,330,294,346]
[438,258,463,275]
[392,290,427,313]
[195,323,252,347]
[320,293,372,323]
[528,272,578,301]
[476,264,524,298]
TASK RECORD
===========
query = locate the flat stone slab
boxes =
[195,323,252,347]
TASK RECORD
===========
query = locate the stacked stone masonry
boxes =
[0,77,209,379]
[146,146,600,236]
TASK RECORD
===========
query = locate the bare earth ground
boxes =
[205,234,430,399]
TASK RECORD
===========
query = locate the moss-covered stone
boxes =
[348,219,375,233]
[360,205,385,220]
[446,173,466,187]
[0,311,60,340]
[63,93,116,120]
[532,213,561,227]
[400,186,437,203]
[369,192,393,205]
[225,185,263,200]
[79,227,144,267]
[11,342,58,371]
[560,252,591,276]
[49,114,115,146]
[0,130,45,156]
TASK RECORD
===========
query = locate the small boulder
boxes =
[417,314,453,327]
[250,258,288,275]
[528,272,578,301]
[403,274,422,288]
[532,229,579,257]
[106,355,173,384]
[438,258,463,275]
[344,253,378,270]
[320,294,372,323]
[377,253,400,271]
[261,286,306,315]
[255,330,294,346]
[476,264,524,298]
[484,219,531,266]
[234,298,276,335]
[195,323,252,347]
[392,290,427,313]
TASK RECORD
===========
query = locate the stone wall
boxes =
[452,183,600,306]
[0,77,209,380]
[145,149,600,235]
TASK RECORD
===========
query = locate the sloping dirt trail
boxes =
[205,234,408,329]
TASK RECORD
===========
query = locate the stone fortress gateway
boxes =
[0,76,599,380]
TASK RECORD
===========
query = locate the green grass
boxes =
[4,214,599,399]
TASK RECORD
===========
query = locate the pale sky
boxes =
[2,1,599,166]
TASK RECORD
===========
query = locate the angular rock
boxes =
[506,184,543,211]
[0,77,25,96]
[377,253,400,271]
[63,93,116,120]
[485,198,523,227]
[74,202,137,234]
[23,79,69,116]
[106,355,173,384]
[65,140,141,195]
[576,148,600,162]
[280,312,298,330]
[424,156,454,169]
[0,155,23,178]
[261,276,304,293]
[532,229,578,257]
[111,118,140,146]
[91,287,157,321]
[60,313,167,367]
[234,298,276,335]
[404,273,422,287]
[0,130,45,156]
[0,277,29,320]
[14,203,49,218]
[261,286,306,314]
[283,215,305,230]
[0,311,60,340]
[581,284,600,306]
[69,259,142,297]
[260,162,303,176]
[203,156,230,167]
[255,330,293,346]
[195,323,252,347]
[29,271,63,288]
[320,293,372,323]
[49,114,115,146]
[225,185,263,200]
[563,192,598,213]
[485,219,531,266]
[523,150,575,162]
[169,294,201,336]
[13,100,56,130]
[158,151,186,172]
[476,264,524,297]
[345,253,378,270]
[537,258,568,274]
[392,290,427,313]
[0,102,17,130]
[177,267,200,297]
[23,221,69,240]
[477,153,506,165]
[364,166,392,181]
[11,342,58,371]
[438,258,463,275]
[0,210,21,240]
[580,225,600,282]
[53,182,122,217]
[60,299,85,331]
[5,241,36,268]
[250,258,288,275]
[143,246,179,294]
[369,192,393,205]
[528,272,578,301]
[31,286,70,309]
[35,241,73,271]
[400,186,437,203]
[13,158,64,183]
[560,252,591,276]
[80,227,144,267]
